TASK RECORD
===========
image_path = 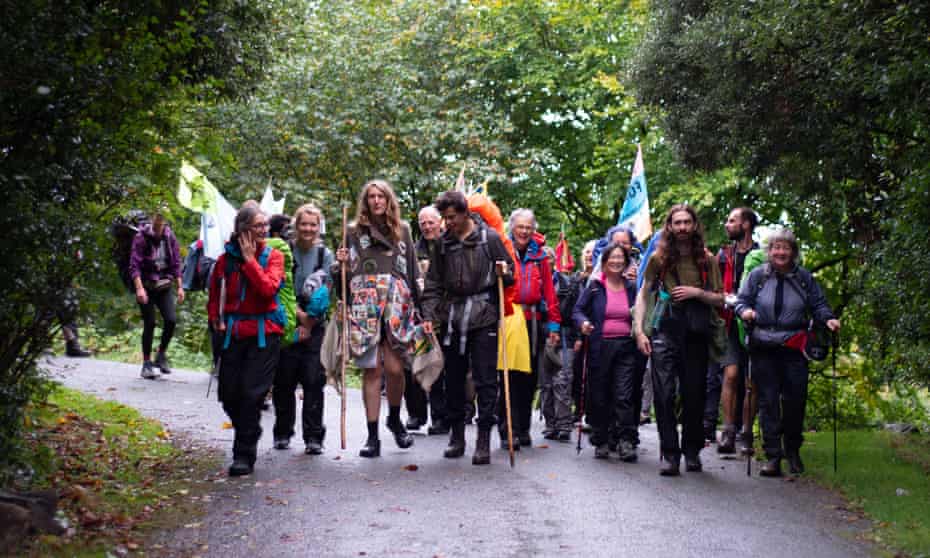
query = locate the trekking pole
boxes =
[832,331,839,473]
[576,337,589,455]
[339,204,349,451]
[207,277,227,398]
[744,327,753,477]
[497,272,515,468]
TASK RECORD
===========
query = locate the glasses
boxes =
[250,222,269,232]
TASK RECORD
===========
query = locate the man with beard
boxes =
[705,207,759,453]
[633,205,724,476]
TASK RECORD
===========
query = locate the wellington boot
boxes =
[443,423,466,459]
[472,428,491,465]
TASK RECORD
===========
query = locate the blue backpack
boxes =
[221,245,286,350]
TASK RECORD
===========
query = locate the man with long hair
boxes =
[633,204,724,476]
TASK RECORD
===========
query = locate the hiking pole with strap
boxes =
[497,272,515,468]
[339,204,348,451]
[576,337,589,455]
[832,330,839,473]
[744,325,753,477]
[207,276,227,398]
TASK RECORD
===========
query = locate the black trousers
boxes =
[138,287,177,358]
[273,326,326,444]
[502,320,546,436]
[404,367,448,424]
[219,335,281,464]
[589,337,644,445]
[442,324,498,430]
[751,346,809,459]
[651,328,708,459]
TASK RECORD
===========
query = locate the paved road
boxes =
[44,357,873,558]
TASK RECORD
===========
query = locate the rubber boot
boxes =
[443,422,466,458]
[472,428,491,465]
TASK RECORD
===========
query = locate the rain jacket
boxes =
[511,232,561,333]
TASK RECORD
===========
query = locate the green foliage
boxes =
[632,0,930,387]
[0,0,282,476]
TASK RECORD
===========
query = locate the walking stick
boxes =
[832,331,839,473]
[340,205,349,451]
[744,328,753,477]
[497,273,515,468]
[576,337,589,455]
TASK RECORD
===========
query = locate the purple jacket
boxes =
[128,224,181,283]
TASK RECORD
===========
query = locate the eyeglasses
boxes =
[250,222,269,232]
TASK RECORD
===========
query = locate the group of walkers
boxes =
[124,180,840,479]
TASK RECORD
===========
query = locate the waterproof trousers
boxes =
[219,335,281,465]
[589,337,644,446]
[751,346,809,459]
[442,325,499,430]
[273,326,326,444]
[651,328,708,459]
[539,345,575,433]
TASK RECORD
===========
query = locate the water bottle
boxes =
[651,288,671,332]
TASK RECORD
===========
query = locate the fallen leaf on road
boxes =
[536,444,549,449]
[333,456,342,460]
[403,464,419,471]
[221,422,233,429]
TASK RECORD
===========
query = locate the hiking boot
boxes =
[703,423,716,443]
[518,431,532,447]
[141,361,157,380]
[304,440,323,455]
[542,428,557,440]
[405,416,425,431]
[387,418,414,449]
[427,420,449,436]
[228,457,253,477]
[718,426,737,455]
[359,437,381,458]
[618,440,637,463]
[594,443,610,459]
[65,341,91,358]
[659,455,681,476]
[443,423,466,459]
[472,428,491,465]
[684,454,703,472]
[760,458,782,477]
[154,350,172,374]
[499,431,520,451]
[739,429,755,456]
[786,451,805,475]
[273,437,290,450]
[557,430,572,443]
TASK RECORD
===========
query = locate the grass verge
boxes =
[804,429,930,557]
[9,384,222,557]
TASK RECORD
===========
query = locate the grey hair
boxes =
[508,208,537,232]
[767,228,800,264]
[235,203,264,235]
[418,205,441,221]
[583,239,597,254]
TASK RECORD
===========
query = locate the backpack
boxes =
[181,239,216,292]
[221,244,287,350]
[110,210,150,292]
[266,238,297,347]
[748,264,829,360]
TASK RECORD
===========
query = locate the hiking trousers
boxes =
[443,325,499,430]
[219,335,281,464]
[272,326,326,444]
[651,328,708,459]
[751,346,809,459]
[589,337,644,445]
[138,287,177,358]
[539,345,575,433]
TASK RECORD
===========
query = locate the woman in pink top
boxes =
[572,243,645,461]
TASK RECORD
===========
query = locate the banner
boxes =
[617,145,652,242]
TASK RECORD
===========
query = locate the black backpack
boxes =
[110,210,150,292]
[181,239,217,292]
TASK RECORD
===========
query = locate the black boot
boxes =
[760,457,782,477]
[499,430,521,451]
[65,340,91,358]
[739,429,755,456]
[684,453,703,472]
[228,456,253,477]
[387,417,414,449]
[428,419,450,436]
[718,426,736,454]
[786,450,804,475]
[472,428,491,465]
[443,423,466,458]
[659,454,681,476]
[359,437,381,458]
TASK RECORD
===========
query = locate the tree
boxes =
[0,0,283,476]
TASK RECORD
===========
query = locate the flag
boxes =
[260,183,286,216]
[178,161,237,259]
[617,145,652,242]
[471,180,489,197]
[554,229,574,273]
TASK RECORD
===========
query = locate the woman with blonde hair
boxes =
[334,179,421,457]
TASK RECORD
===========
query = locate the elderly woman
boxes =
[734,229,840,477]
[335,179,420,458]
[573,243,645,461]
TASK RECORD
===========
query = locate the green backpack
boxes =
[265,237,297,347]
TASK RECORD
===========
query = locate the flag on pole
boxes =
[260,183,285,216]
[554,228,575,273]
[177,161,237,259]
[617,144,652,242]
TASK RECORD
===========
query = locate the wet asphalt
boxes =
[44,356,874,558]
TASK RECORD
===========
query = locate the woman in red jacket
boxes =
[208,204,286,476]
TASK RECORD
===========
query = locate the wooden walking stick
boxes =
[497,272,515,468]
[340,204,349,450]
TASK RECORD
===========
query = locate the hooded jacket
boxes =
[207,240,285,342]
[129,224,181,283]
[511,232,561,333]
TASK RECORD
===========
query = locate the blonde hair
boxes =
[355,179,403,243]
[293,203,323,228]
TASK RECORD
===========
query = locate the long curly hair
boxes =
[354,179,404,243]
[655,204,708,276]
